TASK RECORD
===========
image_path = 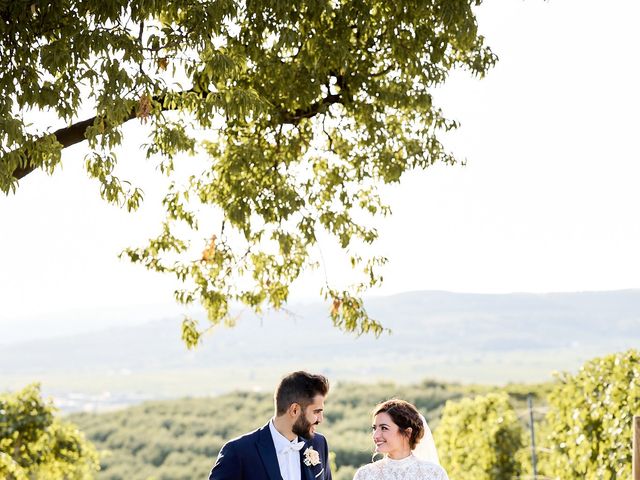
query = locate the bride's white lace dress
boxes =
[353,454,449,480]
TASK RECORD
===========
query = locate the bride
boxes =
[353,399,449,480]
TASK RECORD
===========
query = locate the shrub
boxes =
[542,349,640,479]
[438,392,524,479]
[0,384,99,479]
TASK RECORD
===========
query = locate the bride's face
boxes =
[372,412,410,459]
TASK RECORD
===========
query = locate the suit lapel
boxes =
[256,424,283,480]
[299,440,321,480]
[300,444,312,480]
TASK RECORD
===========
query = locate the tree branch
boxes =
[279,74,348,124]
[9,87,346,181]
[280,93,342,125]
[11,111,137,180]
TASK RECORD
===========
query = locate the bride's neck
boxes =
[387,450,412,460]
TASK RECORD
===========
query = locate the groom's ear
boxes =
[288,402,301,417]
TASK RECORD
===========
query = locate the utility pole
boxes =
[633,415,640,480]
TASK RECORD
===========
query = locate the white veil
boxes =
[413,413,440,465]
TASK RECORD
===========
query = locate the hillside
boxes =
[1,290,638,411]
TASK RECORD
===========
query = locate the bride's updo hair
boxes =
[373,399,425,449]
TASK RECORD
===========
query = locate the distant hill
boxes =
[1,290,639,411]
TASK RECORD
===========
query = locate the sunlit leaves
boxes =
[0,384,99,480]
[541,349,640,479]
[438,392,525,479]
[1,0,497,342]
[181,317,201,349]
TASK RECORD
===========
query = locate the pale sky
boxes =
[2,0,640,324]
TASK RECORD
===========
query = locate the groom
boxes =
[209,371,332,480]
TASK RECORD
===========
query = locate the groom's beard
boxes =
[292,414,316,439]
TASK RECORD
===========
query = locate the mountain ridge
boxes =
[1,290,638,411]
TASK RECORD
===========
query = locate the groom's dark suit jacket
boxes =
[209,423,332,480]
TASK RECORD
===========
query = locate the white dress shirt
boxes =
[269,419,304,480]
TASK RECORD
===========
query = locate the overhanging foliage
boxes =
[1,0,496,344]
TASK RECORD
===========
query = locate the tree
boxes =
[0,0,496,344]
[541,349,640,479]
[0,384,99,479]
[437,392,524,479]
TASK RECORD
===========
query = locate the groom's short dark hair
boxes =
[274,371,329,415]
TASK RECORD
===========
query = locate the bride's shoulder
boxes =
[416,459,449,479]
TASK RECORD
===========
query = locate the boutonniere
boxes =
[303,446,321,467]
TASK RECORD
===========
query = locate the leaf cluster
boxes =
[1,0,497,342]
[0,383,99,480]
[437,392,525,479]
[437,349,640,479]
[540,349,640,479]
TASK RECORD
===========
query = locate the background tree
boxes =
[541,349,640,479]
[437,392,524,479]
[1,0,496,343]
[0,384,99,480]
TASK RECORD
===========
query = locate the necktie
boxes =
[282,440,306,453]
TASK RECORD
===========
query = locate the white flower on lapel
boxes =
[303,446,321,467]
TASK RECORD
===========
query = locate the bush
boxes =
[334,465,358,480]
[437,392,524,479]
[0,384,99,480]
[542,349,640,479]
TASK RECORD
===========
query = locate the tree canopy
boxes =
[541,349,640,479]
[437,392,525,479]
[0,384,99,480]
[1,0,496,343]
